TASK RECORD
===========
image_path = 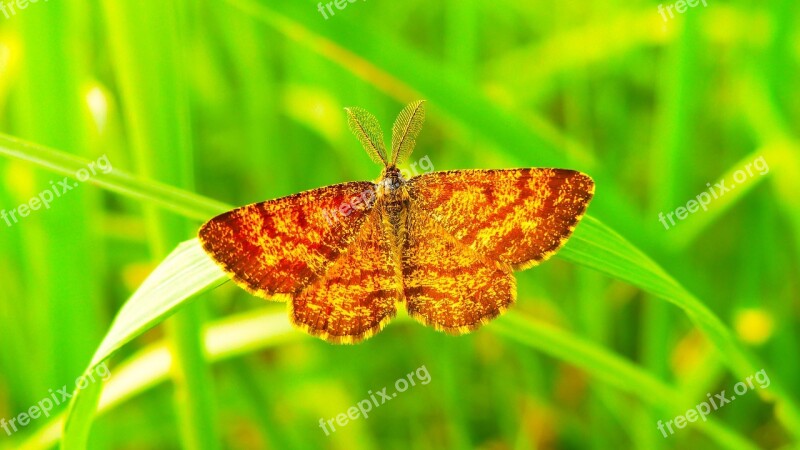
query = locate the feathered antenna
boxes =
[345,107,388,167]
[391,100,426,166]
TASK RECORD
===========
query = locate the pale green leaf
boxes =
[21,309,296,450]
[60,239,228,450]
[492,313,760,450]
[0,133,231,221]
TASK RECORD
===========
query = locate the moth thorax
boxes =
[379,167,407,217]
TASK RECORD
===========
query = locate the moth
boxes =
[199,101,594,343]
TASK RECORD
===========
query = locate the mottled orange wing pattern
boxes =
[407,169,594,270]
[291,203,402,343]
[401,168,593,333]
[403,204,516,333]
[198,182,376,299]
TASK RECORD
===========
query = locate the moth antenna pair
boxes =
[345,100,426,168]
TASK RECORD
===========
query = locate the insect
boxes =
[199,101,594,343]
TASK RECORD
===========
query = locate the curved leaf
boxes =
[491,313,759,450]
[61,239,228,449]
[0,133,230,220]
[19,309,296,450]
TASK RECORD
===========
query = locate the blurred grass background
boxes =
[0,0,798,449]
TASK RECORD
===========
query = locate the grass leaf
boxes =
[492,313,760,450]
[558,216,800,438]
[0,133,231,220]
[60,239,228,449]
[20,310,296,450]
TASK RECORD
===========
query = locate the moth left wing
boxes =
[198,182,377,299]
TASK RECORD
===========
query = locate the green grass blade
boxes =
[100,0,223,443]
[19,309,296,450]
[60,239,228,449]
[93,240,226,368]
[491,313,760,450]
[558,216,800,439]
[0,133,231,220]
[669,149,771,249]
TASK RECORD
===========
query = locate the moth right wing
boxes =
[400,168,594,333]
[401,200,516,334]
[406,169,594,270]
